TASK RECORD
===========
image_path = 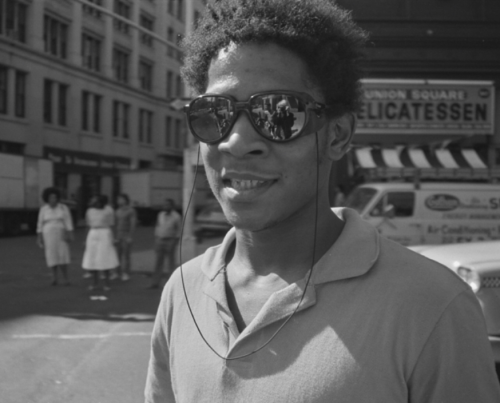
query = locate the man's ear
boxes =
[325,113,356,161]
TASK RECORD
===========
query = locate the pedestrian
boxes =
[82,195,119,291]
[145,1,500,402]
[114,193,137,281]
[37,187,74,286]
[149,199,181,289]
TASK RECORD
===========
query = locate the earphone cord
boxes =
[179,133,320,360]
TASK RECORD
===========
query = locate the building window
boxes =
[176,33,183,61]
[139,13,154,47]
[175,118,182,149]
[14,70,26,117]
[114,0,131,34]
[176,75,182,97]
[194,10,200,28]
[44,15,68,59]
[82,33,101,72]
[177,0,183,20]
[167,28,175,57]
[139,60,153,92]
[165,116,172,147]
[167,0,175,15]
[43,79,52,123]
[44,79,68,126]
[58,84,67,126]
[113,47,129,83]
[83,0,102,19]
[113,101,130,139]
[166,70,173,99]
[0,66,7,114]
[82,91,102,133]
[0,0,27,43]
[139,109,153,144]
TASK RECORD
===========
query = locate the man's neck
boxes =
[227,202,344,285]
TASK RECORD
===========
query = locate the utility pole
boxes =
[180,0,198,262]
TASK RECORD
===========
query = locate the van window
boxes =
[345,187,377,213]
[370,192,415,217]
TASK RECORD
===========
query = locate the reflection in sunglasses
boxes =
[186,91,325,143]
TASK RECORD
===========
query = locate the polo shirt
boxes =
[145,208,500,402]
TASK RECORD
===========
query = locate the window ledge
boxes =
[0,114,29,125]
[112,137,131,144]
[79,130,102,138]
[43,124,70,133]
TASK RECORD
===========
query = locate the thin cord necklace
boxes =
[178,133,320,360]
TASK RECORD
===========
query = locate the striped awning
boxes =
[354,147,488,170]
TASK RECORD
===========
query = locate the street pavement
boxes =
[0,226,225,403]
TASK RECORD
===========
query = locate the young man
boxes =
[149,199,181,289]
[145,1,500,401]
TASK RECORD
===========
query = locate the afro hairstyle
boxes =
[42,187,61,203]
[181,0,368,117]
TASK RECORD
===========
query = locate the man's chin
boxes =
[227,214,280,233]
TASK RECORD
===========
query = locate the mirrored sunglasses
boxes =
[183,91,330,144]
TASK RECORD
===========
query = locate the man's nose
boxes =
[218,112,269,158]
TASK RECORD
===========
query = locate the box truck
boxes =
[344,182,500,246]
[0,153,53,236]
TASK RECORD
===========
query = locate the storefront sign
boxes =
[356,79,495,135]
[44,147,131,171]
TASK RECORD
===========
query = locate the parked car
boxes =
[194,202,231,240]
[409,240,500,369]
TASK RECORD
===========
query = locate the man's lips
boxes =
[224,179,274,191]
[221,171,279,193]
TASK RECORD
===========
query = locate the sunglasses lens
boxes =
[250,93,307,141]
[188,96,234,142]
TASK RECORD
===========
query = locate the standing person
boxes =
[114,193,137,281]
[145,1,500,402]
[82,195,119,291]
[281,105,296,139]
[149,199,181,289]
[37,187,74,286]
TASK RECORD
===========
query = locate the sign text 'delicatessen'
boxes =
[356,79,495,135]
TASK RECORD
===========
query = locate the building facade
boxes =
[0,0,206,217]
[332,0,500,192]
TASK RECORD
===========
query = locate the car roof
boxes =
[358,183,500,191]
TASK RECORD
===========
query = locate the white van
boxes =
[344,182,500,246]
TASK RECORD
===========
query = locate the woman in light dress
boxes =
[37,187,74,286]
[82,195,119,291]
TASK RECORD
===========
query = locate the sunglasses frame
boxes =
[183,90,330,144]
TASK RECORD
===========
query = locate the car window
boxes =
[369,191,415,217]
[387,192,415,217]
[345,187,377,213]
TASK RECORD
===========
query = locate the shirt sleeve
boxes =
[61,204,74,231]
[36,206,45,234]
[144,288,176,402]
[408,289,500,402]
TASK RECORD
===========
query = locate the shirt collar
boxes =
[201,208,380,284]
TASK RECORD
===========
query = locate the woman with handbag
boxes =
[37,187,74,286]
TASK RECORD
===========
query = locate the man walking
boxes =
[145,0,500,401]
[149,199,181,289]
